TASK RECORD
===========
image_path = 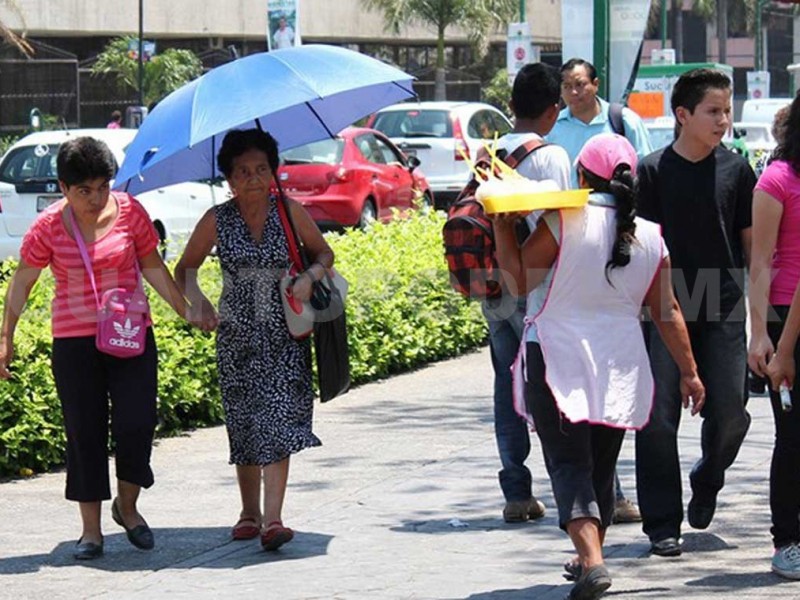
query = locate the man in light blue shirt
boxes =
[548,58,653,189]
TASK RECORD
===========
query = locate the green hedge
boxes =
[0,209,486,478]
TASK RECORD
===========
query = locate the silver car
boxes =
[368,101,512,208]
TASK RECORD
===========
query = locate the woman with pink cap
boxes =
[492,133,704,599]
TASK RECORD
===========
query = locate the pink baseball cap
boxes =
[576,133,638,180]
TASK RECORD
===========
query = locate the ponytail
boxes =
[578,164,638,284]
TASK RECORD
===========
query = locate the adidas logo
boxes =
[113,318,141,339]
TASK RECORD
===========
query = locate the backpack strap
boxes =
[504,138,548,169]
[608,102,625,136]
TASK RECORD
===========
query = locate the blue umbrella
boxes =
[114,44,415,195]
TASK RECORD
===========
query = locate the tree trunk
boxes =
[717,0,728,64]
[672,0,683,63]
[434,67,446,101]
[434,24,446,101]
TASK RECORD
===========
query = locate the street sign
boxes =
[507,22,534,85]
[747,71,770,100]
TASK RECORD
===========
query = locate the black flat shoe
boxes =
[74,537,103,560]
[111,497,154,550]
[650,536,682,557]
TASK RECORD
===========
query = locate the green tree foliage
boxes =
[91,36,202,107]
[483,68,512,118]
[361,0,518,99]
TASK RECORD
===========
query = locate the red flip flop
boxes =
[232,517,261,540]
[260,520,294,551]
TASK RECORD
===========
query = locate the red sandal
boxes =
[260,520,294,551]
[232,517,261,541]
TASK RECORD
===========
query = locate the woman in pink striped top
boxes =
[0,137,207,561]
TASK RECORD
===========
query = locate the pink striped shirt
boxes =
[20,192,159,338]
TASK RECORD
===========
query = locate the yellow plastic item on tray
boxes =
[480,188,591,214]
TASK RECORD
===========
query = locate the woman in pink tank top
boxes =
[749,93,800,578]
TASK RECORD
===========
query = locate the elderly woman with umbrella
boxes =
[175,128,333,551]
[113,45,416,550]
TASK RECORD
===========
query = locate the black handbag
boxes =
[277,195,351,402]
[312,273,351,402]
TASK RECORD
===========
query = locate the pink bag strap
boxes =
[65,204,144,310]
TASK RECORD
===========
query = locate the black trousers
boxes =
[51,329,158,502]
[525,342,625,530]
[636,320,750,543]
[767,305,800,549]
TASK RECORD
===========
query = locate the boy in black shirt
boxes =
[635,69,754,557]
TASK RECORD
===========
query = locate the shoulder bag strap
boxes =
[276,194,310,270]
[65,206,101,310]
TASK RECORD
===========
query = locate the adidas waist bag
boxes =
[95,287,150,358]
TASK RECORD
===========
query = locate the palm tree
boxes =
[91,37,202,107]
[361,0,518,100]
[0,0,33,56]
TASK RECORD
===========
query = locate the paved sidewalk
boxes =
[0,347,792,599]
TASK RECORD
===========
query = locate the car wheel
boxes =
[359,199,377,229]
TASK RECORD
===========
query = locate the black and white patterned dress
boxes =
[215,197,321,465]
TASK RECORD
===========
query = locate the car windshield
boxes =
[0,144,60,184]
[281,139,344,165]
[371,109,453,138]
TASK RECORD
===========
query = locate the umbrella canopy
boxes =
[114,44,416,195]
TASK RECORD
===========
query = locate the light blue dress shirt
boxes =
[547,98,653,189]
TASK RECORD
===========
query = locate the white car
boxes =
[732,121,777,154]
[0,128,227,260]
[367,101,512,208]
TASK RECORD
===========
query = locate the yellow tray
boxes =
[481,189,591,214]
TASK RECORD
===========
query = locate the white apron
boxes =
[512,205,665,430]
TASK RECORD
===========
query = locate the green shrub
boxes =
[0,209,486,477]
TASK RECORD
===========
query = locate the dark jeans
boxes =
[767,305,800,549]
[52,329,158,502]
[526,343,625,530]
[636,320,750,542]
[483,299,532,502]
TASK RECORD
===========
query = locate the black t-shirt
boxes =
[637,144,755,322]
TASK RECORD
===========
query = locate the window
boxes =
[355,134,386,164]
[371,110,452,138]
[373,136,403,165]
[281,139,344,165]
[468,111,496,140]
[0,144,60,184]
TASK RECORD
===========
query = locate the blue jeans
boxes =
[483,298,532,502]
[635,320,750,542]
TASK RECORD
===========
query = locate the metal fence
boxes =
[0,58,79,133]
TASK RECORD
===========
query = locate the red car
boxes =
[276,127,432,228]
